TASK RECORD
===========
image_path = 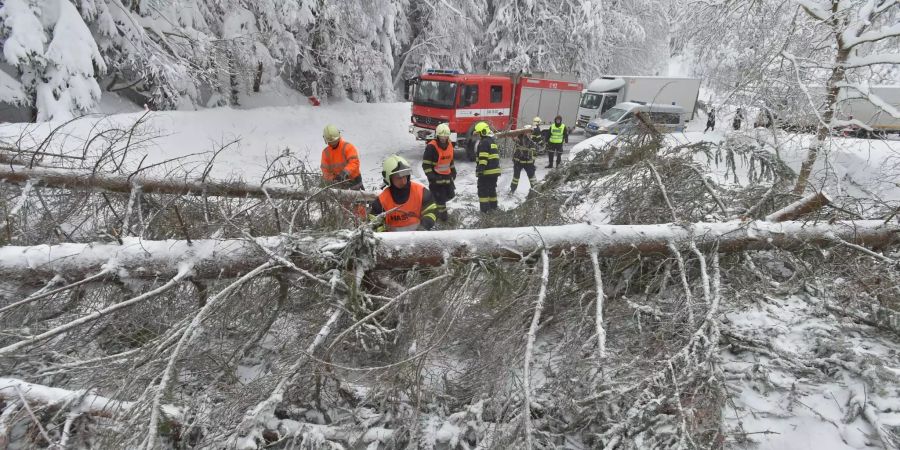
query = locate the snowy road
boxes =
[0,101,588,217]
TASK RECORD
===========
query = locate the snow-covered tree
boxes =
[791,0,900,194]
[1,0,47,120]
[1,0,106,121]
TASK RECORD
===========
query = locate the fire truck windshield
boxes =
[413,80,457,109]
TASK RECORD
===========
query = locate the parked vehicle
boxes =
[585,102,686,136]
[406,69,583,160]
[577,76,701,128]
[774,85,900,137]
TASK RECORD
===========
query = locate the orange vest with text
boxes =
[428,139,454,175]
[378,181,425,231]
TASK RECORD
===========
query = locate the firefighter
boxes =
[369,155,437,231]
[546,115,568,168]
[421,123,456,222]
[320,124,363,190]
[510,117,540,193]
[474,121,501,213]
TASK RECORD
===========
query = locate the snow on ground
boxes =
[722,293,900,449]
[0,100,587,217]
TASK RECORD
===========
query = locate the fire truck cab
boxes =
[406,69,582,161]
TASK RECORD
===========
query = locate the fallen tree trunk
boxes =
[0,221,896,282]
[765,191,832,222]
[494,127,534,139]
[0,164,376,202]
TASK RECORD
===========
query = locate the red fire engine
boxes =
[406,69,583,160]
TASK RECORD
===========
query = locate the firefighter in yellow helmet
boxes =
[421,123,456,222]
[369,155,438,231]
[474,121,500,213]
[511,117,541,194]
[320,124,363,190]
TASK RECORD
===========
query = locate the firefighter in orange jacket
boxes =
[369,155,438,232]
[421,123,456,222]
[320,124,363,190]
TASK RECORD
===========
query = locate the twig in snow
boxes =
[144,261,277,450]
[0,268,191,356]
[522,250,549,450]
[646,162,678,222]
[589,248,607,359]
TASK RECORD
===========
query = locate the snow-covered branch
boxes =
[0,164,376,202]
[0,377,180,422]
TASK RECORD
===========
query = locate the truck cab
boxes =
[407,70,512,160]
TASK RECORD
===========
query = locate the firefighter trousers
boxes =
[547,143,563,168]
[429,182,455,221]
[477,175,499,213]
[510,161,536,193]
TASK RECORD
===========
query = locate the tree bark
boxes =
[0,164,376,202]
[0,220,896,282]
[765,191,832,222]
[793,0,851,194]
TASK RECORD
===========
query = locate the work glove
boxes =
[337,170,350,182]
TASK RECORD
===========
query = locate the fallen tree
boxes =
[0,220,896,281]
[0,163,376,202]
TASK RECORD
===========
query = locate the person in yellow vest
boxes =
[511,117,540,193]
[474,121,501,213]
[369,155,438,231]
[421,123,456,222]
[546,115,568,168]
[320,124,363,190]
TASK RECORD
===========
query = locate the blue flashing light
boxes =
[425,68,464,75]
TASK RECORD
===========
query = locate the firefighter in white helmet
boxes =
[369,155,438,231]
[421,123,456,222]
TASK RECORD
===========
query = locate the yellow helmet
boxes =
[435,123,451,137]
[382,154,412,184]
[323,124,341,144]
[532,117,542,126]
[473,121,492,136]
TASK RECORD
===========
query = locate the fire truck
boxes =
[406,69,583,160]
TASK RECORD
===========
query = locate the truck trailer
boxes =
[773,85,900,136]
[406,69,583,160]
[576,76,702,128]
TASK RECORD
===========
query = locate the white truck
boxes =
[775,85,900,136]
[576,76,702,128]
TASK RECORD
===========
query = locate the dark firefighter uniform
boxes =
[422,139,456,221]
[369,181,438,231]
[511,128,540,193]
[476,134,501,212]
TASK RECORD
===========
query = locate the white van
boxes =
[585,102,686,136]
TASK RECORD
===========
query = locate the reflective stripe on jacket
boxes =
[477,137,501,176]
[549,123,566,144]
[320,138,361,180]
